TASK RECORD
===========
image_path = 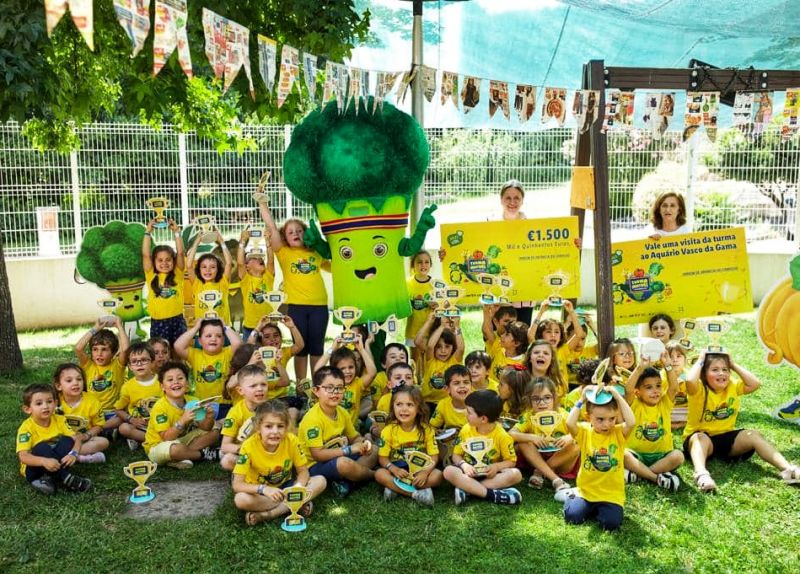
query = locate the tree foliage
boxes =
[0,0,370,151]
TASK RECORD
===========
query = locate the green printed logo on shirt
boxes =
[307,427,320,440]
[156,414,168,424]
[430,373,445,390]
[585,444,619,472]
[18,432,31,443]
[198,362,223,383]
[91,372,113,392]
[223,418,234,429]
[237,454,248,465]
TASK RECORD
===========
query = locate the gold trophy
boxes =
[435,427,458,466]
[64,415,89,434]
[258,346,280,382]
[97,298,118,326]
[368,314,399,337]
[333,306,362,343]
[280,485,311,532]
[461,437,494,476]
[369,410,389,433]
[146,197,170,228]
[497,276,514,305]
[476,273,498,305]
[123,460,157,504]
[323,436,348,450]
[198,289,223,319]
[251,171,271,204]
[679,318,697,350]
[531,410,563,452]
[432,280,466,318]
[588,359,614,405]
[264,290,287,322]
[393,450,434,493]
[296,378,314,400]
[702,318,732,354]
[544,271,570,307]
[237,416,254,442]
[193,214,218,243]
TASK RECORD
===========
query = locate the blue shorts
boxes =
[309,454,360,481]
[150,314,187,347]
[287,304,328,357]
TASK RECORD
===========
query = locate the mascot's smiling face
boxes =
[336,233,388,281]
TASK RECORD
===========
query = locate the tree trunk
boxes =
[0,222,23,373]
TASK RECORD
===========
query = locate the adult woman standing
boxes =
[647,191,691,239]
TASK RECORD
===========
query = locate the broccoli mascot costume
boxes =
[76,220,148,337]
[283,98,435,325]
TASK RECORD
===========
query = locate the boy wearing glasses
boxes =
[299,366,377,497]
[115,342,162,451]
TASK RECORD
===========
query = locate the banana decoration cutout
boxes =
[757,254,800,367]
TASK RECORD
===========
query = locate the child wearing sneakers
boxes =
[116,341,162,451]
[16,384,92,494]
[622,361,684,491]
[144,362,220,469]
[53,363,109,464]
[443,390,523,506]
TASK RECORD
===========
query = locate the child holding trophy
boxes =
[54,363,109,464]
[622,363,683,491]
[237,227,275,341]
[485,319,528,381]
[416,314,465,406]
[683,352,800,492]
[406,250,434,369]
[221,364,269,471]
[17,384,94,494]
[74,316,130,437]
[443,390,523,505]
[116,342,162,451]
[186,230,233,325]
[564,384,635,531]
[233,400,327,527]
[144,362,220,469]
[375,386,442,506]
[299,366,377,497]
[664,341,690,428]
[314,335,377,427]
[142,217,186,345]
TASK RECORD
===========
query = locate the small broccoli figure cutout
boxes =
[76,220,148,333]
[283,98,435,323]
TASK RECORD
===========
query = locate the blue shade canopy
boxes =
[351,0,800,128]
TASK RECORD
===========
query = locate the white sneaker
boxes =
[454,487,468,506]
[412,488,434,507]
[554,487,578,503]
[78,452,106,464]
[127,439,139,452]
[624,469,638,484]
[167,459,193,470]
[383,487,398,502]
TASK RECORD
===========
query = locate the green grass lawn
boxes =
[2,312,800,574]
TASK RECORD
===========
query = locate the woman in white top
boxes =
[647,191,692,239]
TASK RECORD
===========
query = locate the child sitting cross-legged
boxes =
[54,363,109,464]
[443,389,523,506]
[233,400,326,527]
[220,364,269,471]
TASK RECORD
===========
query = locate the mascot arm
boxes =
[398,204,438,257]
[303,219,332,259]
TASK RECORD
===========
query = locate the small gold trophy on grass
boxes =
[461,437,494,476]
[544,271,570,308]
[123,460,157,504]
[531,410,563,452]
[702,318,732,354]
[392,450,434,493]
[193,214,218,243]
[333,306,362,343]
[280,485,311,533]
[258,346,280,382]
[198,290,223,319]
[146,197,170,228]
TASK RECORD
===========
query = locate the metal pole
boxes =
[410,0,424,233]
[178,132,190,227]
[70,149,83,250]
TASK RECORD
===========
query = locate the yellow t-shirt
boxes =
[145,268,185,320]
[376,392,392,413]
[405,276,433,339]
[58,394,104,433]
[193,277,231,325]
[298,403,360,461]
[628,396,674,454]
[276,246,327,306]
[575,422,626,506]
[16,415,74,475]
[489,347,526,381]
[512,408,569,439]
[187,347,233,403]
[234,432,307,486]
[430,396,468,430]
[472,378,499,393]
[221,400,255,441]
[266,347,294,400]
[81,356,126,413]
[368,372,388,406]
[339,376,365,426]
[240,271,275,329]
[562,344,599,387]
[114,376,162,416]
[378,423,439,462]
[453,423,516,465]
[143,395,199,453]
[684,380,745,437]
[422,357,459,404]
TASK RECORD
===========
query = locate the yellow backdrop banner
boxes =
[440,217,581,303]
[611,228,752,325]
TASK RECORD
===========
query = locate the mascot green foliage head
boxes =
[283,97,433,323]
[76,220,147,322]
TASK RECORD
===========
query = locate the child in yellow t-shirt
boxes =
[622,363,683,491]
[405,251,434,369]
[16,384,92,494]
[221,365,269,471]
[480,304,517,357]
[465,350,499,393]
[486,320,528,382]
[510,377,578,493]
[73,315,130,436]
[374,385,443,506]
[142,217,186,345]
[531,300,586,386]
[430,365,471,431]
[415,314,464,406]
[497,366,533,428]
[148,337,172,373]
[175,317,242,420]
[237,227,276,341]
[143,362,220,469]
[443,390,523,505]
[116,342,162,451]
[664,341,690,429]
[186,230,233,325]
[367,343,410,414]
[314,335,377,427]
[526,340,567,399]
[54,363,108,464]
[683,352,800,492]
[232,400,327,526]
[564,385,635,531]
[373,363,415,416]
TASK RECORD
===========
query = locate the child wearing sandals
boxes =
[233,400,326,526]
[683,352,800,492]
[509,377,579,495]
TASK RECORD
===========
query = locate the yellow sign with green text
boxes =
[440,217,581,303]
[611,228,752,325]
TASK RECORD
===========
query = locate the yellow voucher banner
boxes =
[440,217,581,303]
[611,228,752,325]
